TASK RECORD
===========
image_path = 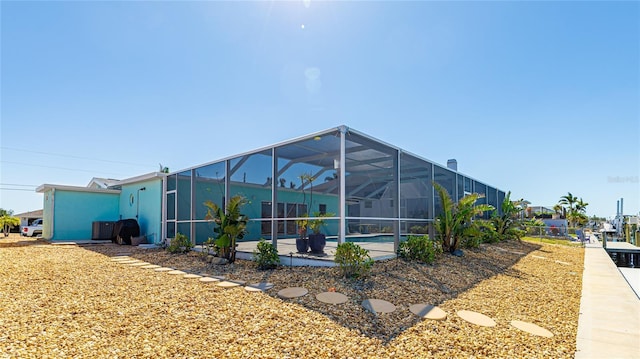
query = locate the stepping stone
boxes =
[154,267,174,272]
[532,255,546,259]
[128,262,150,266]
[199,277,221,283]
[111,256,131,261]
[457,310,496,327]
[362,299,396,314]
[183,274,203,279]
[245,283,274,292]
[510,320,553,338]
[510,251,525,255]
[118,260,141,264]
[409,304,447,320]
[217,281,242,288]
[316,292,348,304]
[140,264,161,269]
[167,270,186,275]
[278,287,308,299]
[554,260,571,265]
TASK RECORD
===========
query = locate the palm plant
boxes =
[558,192,578,224]
[558,192,589,227]
[204,195,248,264]
[576,198,589,214]
[491,191,525,241]
[433,182,494,254]
[553,204,563,218]
[0,212,20,237]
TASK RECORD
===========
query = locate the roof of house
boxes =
[108,172,167,188]
[14,209,43,218]
[87,177,120,189]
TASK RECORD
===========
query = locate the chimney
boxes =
[447,159,457,171]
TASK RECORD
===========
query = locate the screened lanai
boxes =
[163,125,506,256]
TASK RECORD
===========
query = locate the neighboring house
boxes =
[526,205,555,218]
[14,209,44,228]
[36,172,165,242]
[87,177,120,189]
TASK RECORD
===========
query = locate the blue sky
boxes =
[1,1,638,218]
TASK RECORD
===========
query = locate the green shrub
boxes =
[167,232,193,253]
[253,239,280,269]
[334,242,374,278]
[398,235,442,264]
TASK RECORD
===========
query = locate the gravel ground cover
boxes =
[0,234,583,358]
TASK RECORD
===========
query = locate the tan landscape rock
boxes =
[0,235,583,358]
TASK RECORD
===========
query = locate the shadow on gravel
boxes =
[0,237,48,248]
[83,240,543,343]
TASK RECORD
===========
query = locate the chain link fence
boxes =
[522,225,583,239]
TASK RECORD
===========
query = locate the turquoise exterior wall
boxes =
[51,190,119,241]
[119,179,163,244]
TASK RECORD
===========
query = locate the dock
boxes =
[575,239,640,358]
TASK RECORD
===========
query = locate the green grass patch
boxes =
[522,236,583,247]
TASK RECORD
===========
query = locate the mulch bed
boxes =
[0,235,584,358]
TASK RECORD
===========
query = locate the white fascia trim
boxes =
[36,184,121,194]
[111,172,167,187]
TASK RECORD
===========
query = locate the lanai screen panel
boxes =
[344,131,397,219]
[228,150,272,240]
[274,130,341,238]
[176,170,192,239]
[193,161,225,244]
[399,153,433,220]
[434,165,456,217]
[497,190,506,214]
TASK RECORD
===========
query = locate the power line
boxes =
[1,161,132,177]
[0,188,38,192]
[0,146,157,168]
[0,183,38,187]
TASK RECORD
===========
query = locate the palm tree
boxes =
[553,204,563,217]
[576,198,589,214]
[558,192,578,226]
[0,214,20,237]
[0,209,20,237]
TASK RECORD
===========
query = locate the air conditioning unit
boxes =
[92,221,115,240]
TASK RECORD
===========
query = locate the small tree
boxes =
[0,209,20,237]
